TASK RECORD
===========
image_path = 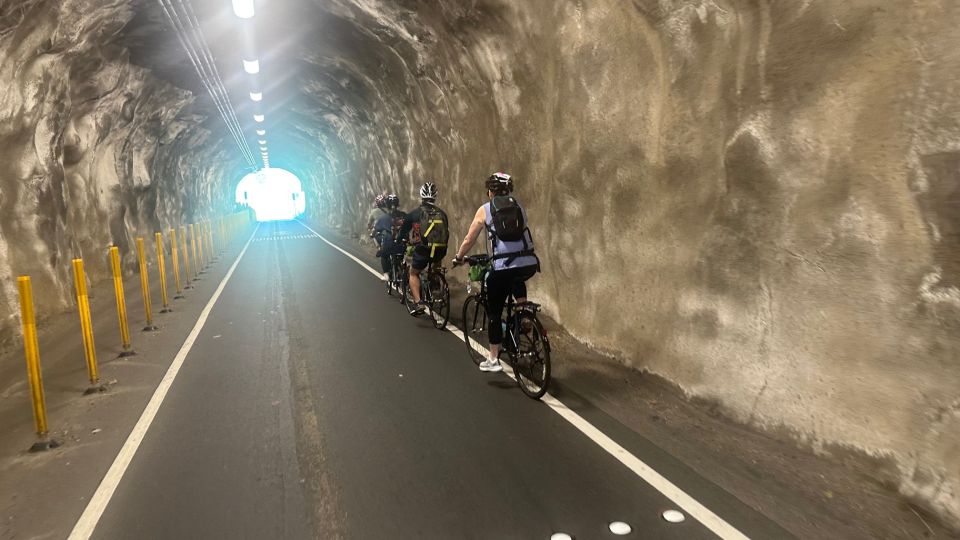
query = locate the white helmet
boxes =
[419,182,438,201]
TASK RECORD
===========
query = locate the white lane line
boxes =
[308,227,750,540]
[295,220,385,281]
[67,224,261,540]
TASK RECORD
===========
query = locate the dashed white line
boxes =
[304,223,751,540]
[67,224,261,540]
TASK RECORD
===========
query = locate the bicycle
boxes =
[457,254,551,399]
[402,253,451,330]
[385,247,407,301]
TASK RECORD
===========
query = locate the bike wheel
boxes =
[461,295,488,366]
[429,274,450,330]
[386,264,394,296]
[512,311,551,399]
[402,270,414,313]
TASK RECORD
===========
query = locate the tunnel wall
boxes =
[0,0,232,342]
[300,0,960,526]
[0,0,956,529]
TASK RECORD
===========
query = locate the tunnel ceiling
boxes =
[117,0,454,194]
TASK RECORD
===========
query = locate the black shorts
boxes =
[411,248,446,271]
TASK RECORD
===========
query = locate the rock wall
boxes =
[0,0,231,341]
[296,0,960,527]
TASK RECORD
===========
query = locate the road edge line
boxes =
[300,222,750,540]
[67,224,261,540]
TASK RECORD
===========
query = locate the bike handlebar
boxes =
[453,254,490,268]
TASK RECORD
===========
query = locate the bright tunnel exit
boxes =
[235,167,306,222]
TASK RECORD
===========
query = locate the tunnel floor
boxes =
[0,221,950,540]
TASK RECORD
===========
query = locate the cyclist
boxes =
[398,182,449,315]
[365,192,387,245]
[372,194,406,278]
[452,172,538,372]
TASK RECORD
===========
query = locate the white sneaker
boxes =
[479,359,503,373]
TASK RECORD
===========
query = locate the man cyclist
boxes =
[452,172,538,372]
[372,194,406,278]
[398,182,449,315]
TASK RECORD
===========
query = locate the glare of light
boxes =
[243,59,260,74]
[254,114,264,122]
[250,92,262,102]
[256,129,265,136]
[236,168,306,221]
[258,139,266,144]
[232,0,255,18]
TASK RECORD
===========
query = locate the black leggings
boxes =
[486,265,538,345]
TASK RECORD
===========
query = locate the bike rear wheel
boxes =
[512,311,551,399]
[428,274,450,330]
[461,294,488,366]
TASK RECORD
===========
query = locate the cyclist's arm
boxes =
[397,208,418,239]
[454,206,486,260]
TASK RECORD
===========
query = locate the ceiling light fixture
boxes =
[256,129,265,136]
[250,92,262,102]
[242,59,260,74]
[232,0,255,19]
[258,139,267,144]
[254,114,264,122]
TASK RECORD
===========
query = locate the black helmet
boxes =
[385,193,400,209]
[419,182,438,201]
[486,172,513,194]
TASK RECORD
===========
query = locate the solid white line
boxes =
[295,220,385,281]
[67,224,261,540]
[315,230,751,540]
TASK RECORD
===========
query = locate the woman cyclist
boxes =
[452,172,538,372]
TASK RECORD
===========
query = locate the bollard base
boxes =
[174,294,185,300]
[83,384,108,395]
[118,349,137,358]
[184,285,194,289]
[142,325,159,332]
[29,439,62,453]
[160,308,173,313]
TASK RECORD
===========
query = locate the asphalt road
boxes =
[87,220,781,539]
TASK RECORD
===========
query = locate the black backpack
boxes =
[418,203,449,255]
[489,195,526,242]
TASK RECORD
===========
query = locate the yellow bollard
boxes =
[17,276,60,451]
[180,225,193,288]
[197,223,206,268]
[207,221,216,258]
[169,228,184,298]
[109,247,135,357]
[72,259,103,393]
[136,238,157,331]
[155,232,171,313]
[190,224,201,277]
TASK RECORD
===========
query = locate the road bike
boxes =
[458,254,551,399]
[386,251,407,301]
[402,255,451,330]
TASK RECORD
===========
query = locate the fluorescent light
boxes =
[243,59,260,74]
[250,92,262,102]
[258,139,266,144]
[256,129,265,136]
[232,0,255,19]
[254,114,264,122]
[260,146,267,151]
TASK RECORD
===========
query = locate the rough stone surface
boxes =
[0,0,233,343]
[1,0,958,529]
